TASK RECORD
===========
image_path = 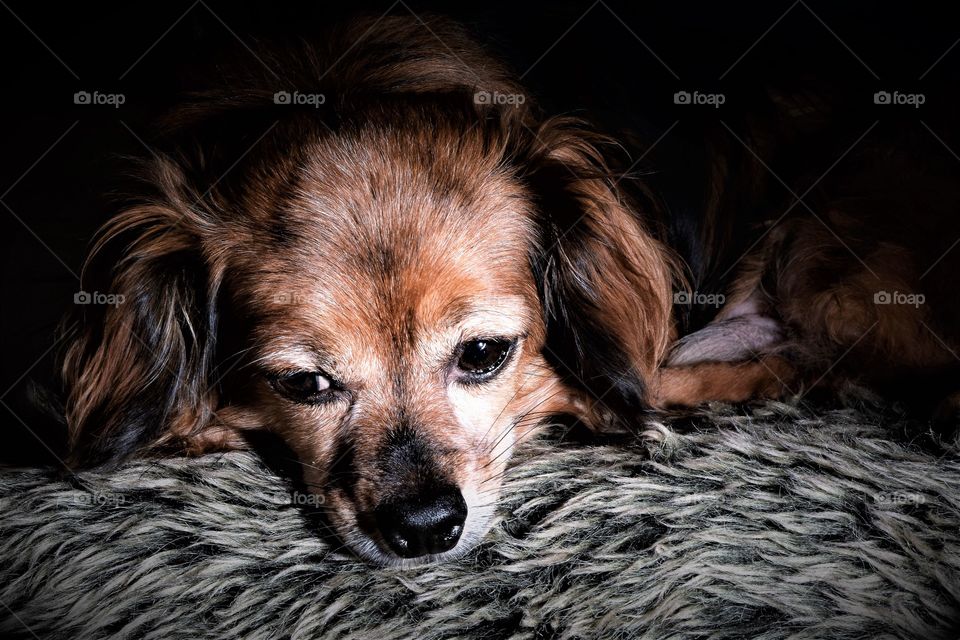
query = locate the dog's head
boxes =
[62,18,677,564]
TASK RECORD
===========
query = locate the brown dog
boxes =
[61,17,960,564]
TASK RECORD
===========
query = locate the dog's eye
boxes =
[272,371,333,403]
[457,339,513,378]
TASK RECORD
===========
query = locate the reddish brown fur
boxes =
[60,16,960,565]
[61,17,681,564]
[655,138,960,409]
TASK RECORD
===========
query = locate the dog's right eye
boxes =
[271,371,333,403]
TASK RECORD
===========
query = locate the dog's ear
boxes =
[524,118,680,432]
[61,165,223,468]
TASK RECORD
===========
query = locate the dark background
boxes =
[2,0,958,464]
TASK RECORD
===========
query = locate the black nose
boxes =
[375,487,467,558]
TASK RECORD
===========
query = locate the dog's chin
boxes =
[340,526,489,567]
[330,497,498,567]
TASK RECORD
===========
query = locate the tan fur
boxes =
[651,357,796,408]
[657,145,960,407]
[62,16,960,567]
[60,19,674,564]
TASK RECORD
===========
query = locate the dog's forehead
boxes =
[248,123,534,259]
[235,125,538,352]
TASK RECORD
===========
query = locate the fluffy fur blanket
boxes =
[2,403,959,639]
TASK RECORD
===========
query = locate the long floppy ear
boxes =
[525,118,681,432]
[61,163,222,468]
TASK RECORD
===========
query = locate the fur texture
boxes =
[57,16,684,563]
[56,15,960,566]
[3,403,959,639]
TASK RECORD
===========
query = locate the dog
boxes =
[60,16,960,565]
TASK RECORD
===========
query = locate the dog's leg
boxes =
[650,355,797,408]
[651,294,797,408]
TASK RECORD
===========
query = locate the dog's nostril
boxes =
[374,487,467,558]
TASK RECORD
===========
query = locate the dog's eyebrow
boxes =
[254,344,338,372]
[443,295,531,334]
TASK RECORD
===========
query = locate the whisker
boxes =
[482,414,560,474]
[484,388,565,458]
[477,365,545,444]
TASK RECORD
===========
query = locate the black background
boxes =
[2,1,958,464]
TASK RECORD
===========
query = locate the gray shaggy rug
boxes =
[2,402,960,640]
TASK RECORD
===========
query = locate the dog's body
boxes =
[61,17,960,564]
[653,127,960,412]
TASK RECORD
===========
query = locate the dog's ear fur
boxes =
[524,118,680,431]
[61,160,223,468]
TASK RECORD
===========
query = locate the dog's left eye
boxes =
[272,371,333,403]
[456,338,513,378]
